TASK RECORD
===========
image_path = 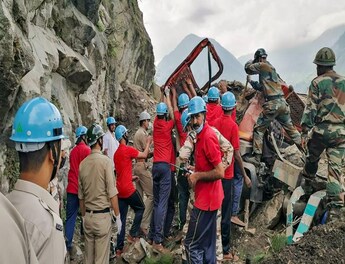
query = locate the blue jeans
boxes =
[148,162,172,244]
[65,193,80,250]
[116,190,145,250]
[184,207,217,264]
[164,171,176,237]
[232,162,243,216]
[221,178,234,254]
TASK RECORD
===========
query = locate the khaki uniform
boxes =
[7,179,66,264]
[78,149,118,264]
[133,126,153,229]
[0,192,38,264]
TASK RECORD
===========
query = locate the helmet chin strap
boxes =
[48,141,61,182]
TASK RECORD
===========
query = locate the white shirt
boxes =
[102,130,119,169]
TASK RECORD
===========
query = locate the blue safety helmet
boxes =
[221,91,237,110]
[106,116,116,125]
[178,93,189,109]
[181,109,190,132]
[115,125,128,141]
[156,102,168,115]
[10,97,65,151]
[188,96,206,115]
[75,125,87,138]
[202,95,208,103]
[207,86,219,101]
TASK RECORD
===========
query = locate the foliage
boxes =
[270,234,287,253]
[143,253,173,264]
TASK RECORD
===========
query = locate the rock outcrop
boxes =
[0,0,155,192]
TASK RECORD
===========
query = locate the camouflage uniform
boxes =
[245,60,301,155]
[301,70,345,196]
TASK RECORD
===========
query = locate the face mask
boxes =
[59,156,66,169]
[194,122,204,134]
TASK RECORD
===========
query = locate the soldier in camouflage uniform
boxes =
[301,47,345,202]
[244,48,301,164]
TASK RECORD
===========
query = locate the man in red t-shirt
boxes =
[65,126,91,256]
[113,125,151,256]
[206,86,223,126]
[148,92,175,254]
[184,96,225,264]
[214,92,249,261]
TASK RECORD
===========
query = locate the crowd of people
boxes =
[1,46,345,264]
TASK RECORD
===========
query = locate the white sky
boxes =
[138,0,345,64]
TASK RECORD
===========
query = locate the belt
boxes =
[265,94,283,101]
[85,208,110,214]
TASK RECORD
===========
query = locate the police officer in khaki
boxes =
[7,97,67,263]
[0,192,38,264]
[133,110,153,234]
[78,124,121,264]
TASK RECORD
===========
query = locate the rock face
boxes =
[0,0,155,193]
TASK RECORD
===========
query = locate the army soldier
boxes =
[245,48,301,165]
[301,47,345,203]
[78,124,121,264]
[7,97,67,263]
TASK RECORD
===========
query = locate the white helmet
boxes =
[139,111,151,121]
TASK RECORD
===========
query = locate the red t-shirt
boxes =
[67,142,91,194]
[214,113,240,180]
[153,117,174,163]
[114,144,139,198]
[206,103,223,126]
[174,110,187,146]
[194,123,224,211]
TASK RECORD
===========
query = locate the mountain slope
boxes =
[156,34,246,86]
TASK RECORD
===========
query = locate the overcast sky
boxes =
[138,0,345,64]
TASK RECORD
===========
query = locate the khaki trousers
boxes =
[83,212,112,264]
[134,162,153,229]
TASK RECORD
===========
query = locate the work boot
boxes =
[244,154,261,166]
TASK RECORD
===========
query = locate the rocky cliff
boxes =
[0,0,156,192]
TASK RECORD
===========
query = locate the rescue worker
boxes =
[184,96,225,264]
[301,47,345,203]
[65,125,91,258]
[245,48,301,165]
[114,125,152,256]
[78,124,121,264]
[206,86,223,126]
[214,92,250,260]
[103,116,119,169]
[148,95,174,253]
[0,192,38,263]
[133,111,153,236]
[178,108,233,239]
[7,96,67,263]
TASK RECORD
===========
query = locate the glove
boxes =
[164,86,170,97]
[112,211,122,234]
